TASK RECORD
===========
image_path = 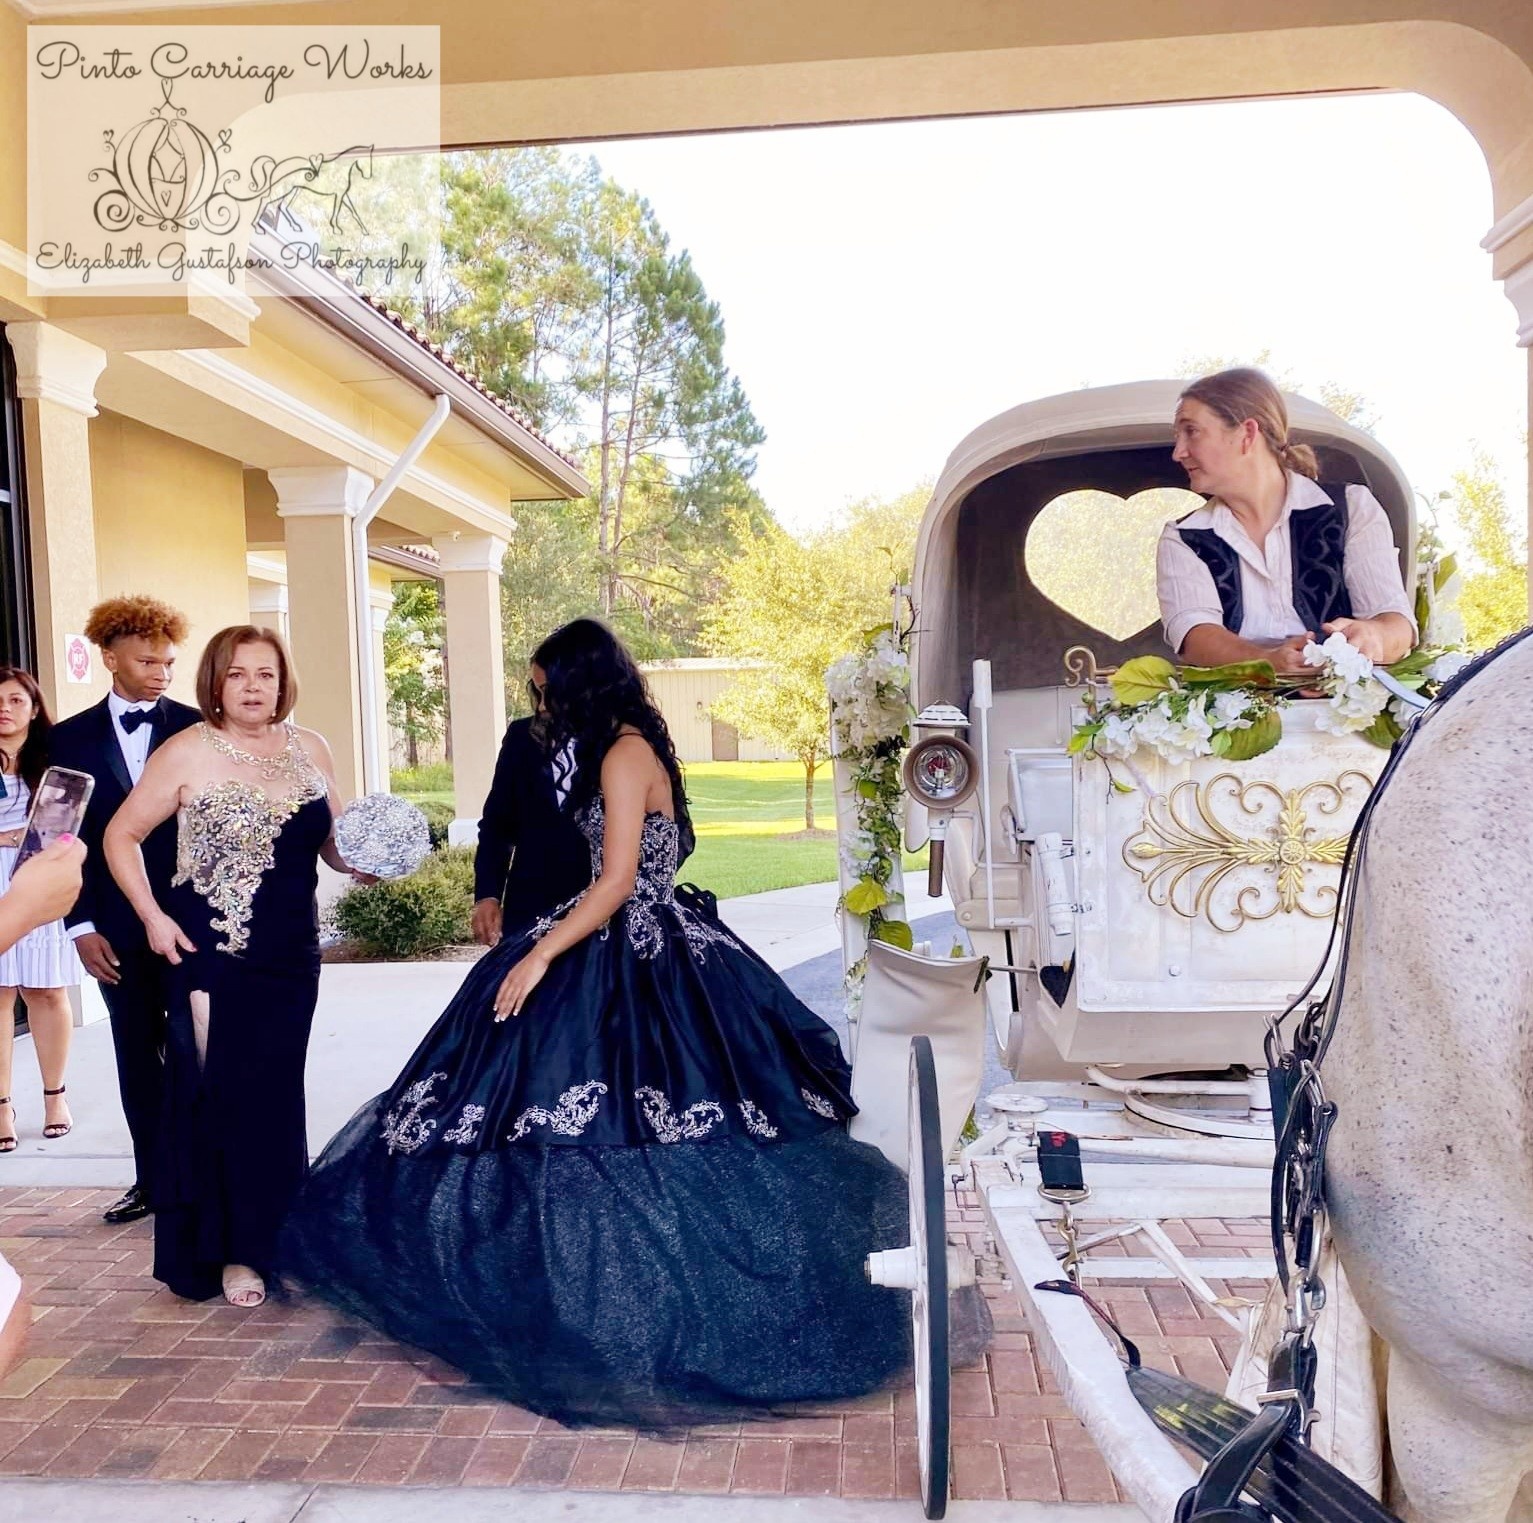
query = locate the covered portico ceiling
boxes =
[25,3,1533,291]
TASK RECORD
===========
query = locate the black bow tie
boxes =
[119,704,160,735]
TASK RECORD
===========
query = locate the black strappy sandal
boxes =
[0,1098,15,1152]
[42,1085,70,1140]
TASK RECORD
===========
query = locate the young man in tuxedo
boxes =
[49,597,199,1225]
[471,707,592,948]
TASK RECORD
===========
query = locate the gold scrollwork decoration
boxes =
[1063,645,1117,688]
[1121,771,1374,932]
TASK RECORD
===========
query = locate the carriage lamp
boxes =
[904,705,980,898]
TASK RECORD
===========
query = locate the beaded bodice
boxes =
[532,796,733,964]
[172,725,329,954]
[578,795,679,902]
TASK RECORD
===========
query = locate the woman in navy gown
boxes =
[107,627,358,1309]
[284,618,972,1430]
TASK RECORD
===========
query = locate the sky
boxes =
[585,93,1526,546]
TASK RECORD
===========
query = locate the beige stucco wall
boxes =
[87,411,251,703]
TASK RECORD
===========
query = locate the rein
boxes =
[1177,623,1533,1523]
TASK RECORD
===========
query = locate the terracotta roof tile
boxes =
[308,253,584,475]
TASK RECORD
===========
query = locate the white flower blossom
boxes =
[1304,632,1373,686]
[829,633,910,753]
[1425,651,1471,684]
[1315,678,1388,734]
[1211,691,1255,730]
[1107,694,1216,764]
[1094,711,1139,759]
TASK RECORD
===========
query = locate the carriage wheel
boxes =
[908,1035,951,1520]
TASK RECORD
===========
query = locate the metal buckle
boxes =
[1037,1185,1090,1204]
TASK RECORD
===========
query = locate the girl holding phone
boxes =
[0,668,82,1151]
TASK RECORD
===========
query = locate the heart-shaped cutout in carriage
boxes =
[1024,487,1205,641]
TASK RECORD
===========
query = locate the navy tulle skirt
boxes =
[281,827,974,1430]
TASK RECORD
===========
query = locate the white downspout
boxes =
[353,393,452,793]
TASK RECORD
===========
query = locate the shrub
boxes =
[425,844,475,899]
[416,799,457,850]
[334,846,475,959]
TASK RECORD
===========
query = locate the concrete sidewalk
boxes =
[713,875,952,974]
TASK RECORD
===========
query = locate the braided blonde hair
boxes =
[1178,368,1318,479]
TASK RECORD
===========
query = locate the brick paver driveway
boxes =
[0,1185,1268,1505]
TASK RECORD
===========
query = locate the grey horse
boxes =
[1327,632,1533,1522]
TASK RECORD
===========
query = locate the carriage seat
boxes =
[938,687,1080,951]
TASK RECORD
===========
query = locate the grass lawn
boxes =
[402,790,455,809]
[396,760,924,901]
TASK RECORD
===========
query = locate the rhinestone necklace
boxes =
[201,722,305,783]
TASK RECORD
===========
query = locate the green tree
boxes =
[383,581,446,767]
[705,522,848,831]
[705,486,929,829]
[1447,448,1528,649]
[499,498,602,714]
[350,148,767,657]
[582,181,766,639]
[1173,351,1377,431]
[433,151,603,432]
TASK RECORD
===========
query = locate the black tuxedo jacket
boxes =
[473,717,592,924]
[48,695,201,948]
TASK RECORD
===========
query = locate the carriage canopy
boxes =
[910,380,1417,712]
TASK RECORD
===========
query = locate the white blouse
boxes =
[1155,475,1417,654]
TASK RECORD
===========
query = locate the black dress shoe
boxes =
[103,1185,152,1224]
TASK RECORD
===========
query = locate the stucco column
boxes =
[269,465,373,799]
[248,578,290,646]
[10,323,107,717]
[432,533,507,829]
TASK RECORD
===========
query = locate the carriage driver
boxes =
[1156,368,1416,675]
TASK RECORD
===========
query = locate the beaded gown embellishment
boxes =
[374,788,848,1158]
[577,797,740,962]
[172,723,328,954]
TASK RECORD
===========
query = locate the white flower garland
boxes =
[1299,633,1471,736]
[1073,638,1470,770]
[826,631,910,754]
[827,624,914,1009]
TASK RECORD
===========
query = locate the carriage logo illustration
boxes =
[89,76,373,240]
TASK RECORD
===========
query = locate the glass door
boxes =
[0,327,33,671]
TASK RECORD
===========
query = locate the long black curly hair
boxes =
[530,619,695,863]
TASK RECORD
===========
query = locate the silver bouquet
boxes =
[334,793,433,879]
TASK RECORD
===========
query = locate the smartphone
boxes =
[13,766,95,868]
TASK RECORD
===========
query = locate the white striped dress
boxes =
[0,774,84,989]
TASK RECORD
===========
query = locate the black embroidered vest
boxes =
[1177,484,1354,637]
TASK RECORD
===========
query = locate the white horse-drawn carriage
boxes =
[838,381,1426,1520]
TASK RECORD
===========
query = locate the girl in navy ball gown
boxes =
[284,618,976,1430]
